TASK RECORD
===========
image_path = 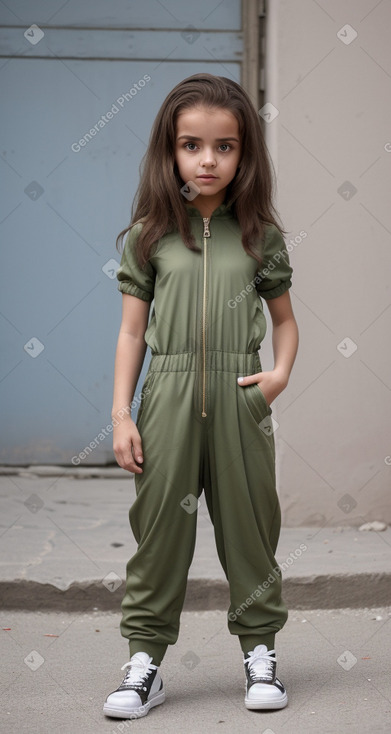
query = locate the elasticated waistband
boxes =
[148,350,262,373]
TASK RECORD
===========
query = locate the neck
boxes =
[185,193,226,219]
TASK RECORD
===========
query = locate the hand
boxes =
[113,417,144,473]
[237,369,288,407]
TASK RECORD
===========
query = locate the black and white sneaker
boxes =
[244,644,288,710]
[103,651,165,719]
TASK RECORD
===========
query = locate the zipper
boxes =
[201,217,210,417]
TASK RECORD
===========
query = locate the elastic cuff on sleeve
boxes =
[260,279,292,300]
[117,283,153,302]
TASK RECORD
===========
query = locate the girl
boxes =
[104,73,299,720]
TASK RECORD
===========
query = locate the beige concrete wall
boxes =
[263,0,391,526]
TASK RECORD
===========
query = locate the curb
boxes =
[0,465,125,479]
[2,573,391,612]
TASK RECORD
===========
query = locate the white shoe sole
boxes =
[245,691,288,710]
[103,689,165,719]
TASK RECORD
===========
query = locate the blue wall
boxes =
[0,0,243,464]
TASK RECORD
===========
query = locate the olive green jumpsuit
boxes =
[116,203,293,666]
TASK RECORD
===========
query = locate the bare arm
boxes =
[111,293,152,473]
[237,290,299,405]
[268,290,299,386]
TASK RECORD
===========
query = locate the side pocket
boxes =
[254,383,272,412]
[135,371,156,429]
[243,382,272,425]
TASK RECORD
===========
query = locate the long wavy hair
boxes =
[116,72,286,267]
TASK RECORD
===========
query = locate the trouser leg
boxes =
[120,367,202,667]
[203,363,288,656]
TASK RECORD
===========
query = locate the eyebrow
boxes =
[177,135,240,143]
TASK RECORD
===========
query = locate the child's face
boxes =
[175,105,241,213]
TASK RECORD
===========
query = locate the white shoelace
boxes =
[120,658,157,687]
[246,648,276,681]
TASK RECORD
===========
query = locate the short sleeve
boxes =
[116,223,155,302]
[255,224,293,300]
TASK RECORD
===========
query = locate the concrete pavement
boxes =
[1,607,390,733]
[1,466,391,611]
[1,466,391,733]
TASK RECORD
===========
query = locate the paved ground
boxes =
[1,467,391,732]
[1,607,390,734]
[1,468,391,610]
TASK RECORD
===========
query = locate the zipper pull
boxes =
[203,217,211,238]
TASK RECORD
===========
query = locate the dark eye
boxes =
[185,142,197,151]
[219,144,231,152]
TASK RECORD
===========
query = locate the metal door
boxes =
[0,0,249,464]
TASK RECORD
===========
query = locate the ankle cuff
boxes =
[128,640,167,667]
[240,633,276,656]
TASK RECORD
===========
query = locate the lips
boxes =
[197,175,217,179]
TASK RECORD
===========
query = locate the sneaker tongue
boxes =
[245,644,268,659]
[131,652,152,664]
[253,644,268,655]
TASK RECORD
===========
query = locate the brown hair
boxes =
[116,72,286,267]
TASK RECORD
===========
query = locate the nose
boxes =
[200,147,216,167]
